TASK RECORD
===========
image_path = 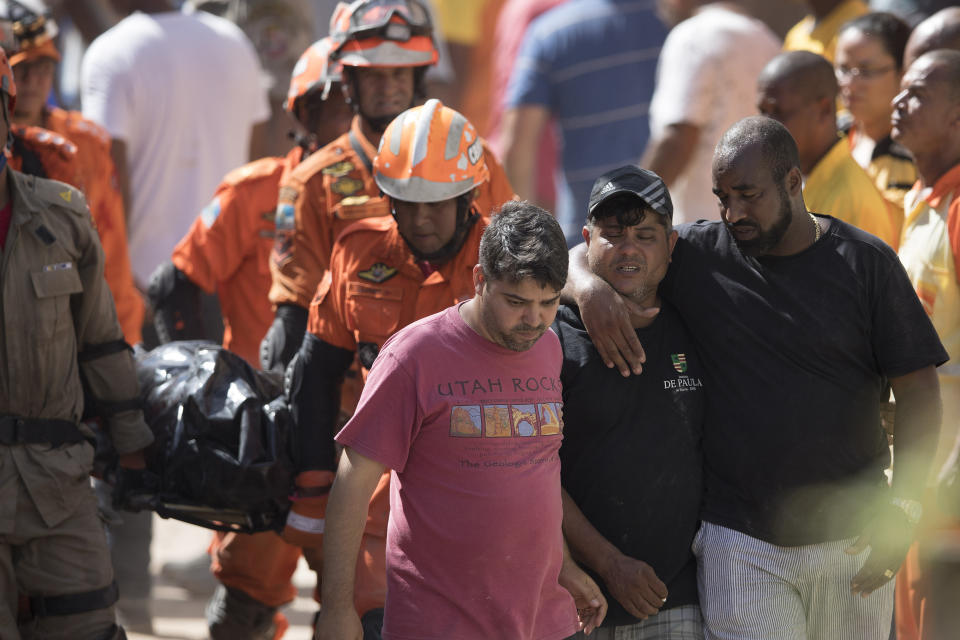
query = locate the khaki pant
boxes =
[0,443,116,640]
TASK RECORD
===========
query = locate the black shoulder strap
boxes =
[12,134,48,180]
[348,129,374,174]
[79,340,132,363]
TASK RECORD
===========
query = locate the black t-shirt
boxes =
[661,217,947,546]
[554,303,703,626]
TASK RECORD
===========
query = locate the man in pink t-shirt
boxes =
[316,201,607,640]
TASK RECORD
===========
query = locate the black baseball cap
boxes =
[587,165,673,222]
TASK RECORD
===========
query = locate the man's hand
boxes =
[599,552,667,619]
[111,450,159,512]
[559,557,608,635]
[314,606,363,640]
[846,503,916,596]
[577,273,655,377]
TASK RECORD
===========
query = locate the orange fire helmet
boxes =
[0,1,60,66]
[373,99,489,203]
[284,37,343,112]
[330,0,438,68]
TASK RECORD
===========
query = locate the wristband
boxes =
[891,497,923,526]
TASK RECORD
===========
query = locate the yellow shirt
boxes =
[899,164,960,381]
[847,129,917,227]
[898,164,960,472]
[804,138,900,249]
[783,0,869,62]
[432,0,490,45]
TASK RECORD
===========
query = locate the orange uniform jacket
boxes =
[8,124,81,186]
[173,147,305,367]
[42,108,144,345]
[307,213,488,615]
[269,115,515,309]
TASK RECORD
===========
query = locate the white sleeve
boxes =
[235,30,272,125]
[649,21,717,132]
[80,36,134,141]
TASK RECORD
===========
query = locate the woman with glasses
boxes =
[836,12,916,238]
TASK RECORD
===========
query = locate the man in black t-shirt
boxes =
[564,117,947,639]
[557,166,705,639]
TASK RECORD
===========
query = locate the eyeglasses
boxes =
[835,64,896,80]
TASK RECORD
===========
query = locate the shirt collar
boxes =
[926,163,960,208]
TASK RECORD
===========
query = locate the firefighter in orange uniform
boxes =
[150,38,352,367]
[3,5,143,344]
[146,38,353,640]
[8,122,80,186]
[262,0,514,373]
[285,100,497,633]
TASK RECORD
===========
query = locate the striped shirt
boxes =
[505,0,667,242]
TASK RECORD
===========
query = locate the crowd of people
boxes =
[2,0,960,639]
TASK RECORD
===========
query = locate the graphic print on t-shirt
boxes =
[450,402,563,438]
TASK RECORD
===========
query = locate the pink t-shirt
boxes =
[336,304,578,640]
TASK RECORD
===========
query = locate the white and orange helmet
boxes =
[0,0,59,67]
[374,99,488,203]
[329,0,438,69]
[284,37,343,112]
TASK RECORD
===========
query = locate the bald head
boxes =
[904,8,960,69]
[714,116,800,184]
[756,52,837,173]
[758,51,838,103]
[916,49,960,102]
[892,49,960,172]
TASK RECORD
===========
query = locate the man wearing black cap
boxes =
[564,117,947,638]
[554,165,705,638]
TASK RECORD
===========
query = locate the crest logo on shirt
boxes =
[332,176,363,196]
[59,190,72,203]
[358,262,397,283]
[671,353,687,373]
[322,161,354,177]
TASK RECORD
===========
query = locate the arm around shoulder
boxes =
[562,243,650,377]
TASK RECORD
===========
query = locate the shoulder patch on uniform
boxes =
[201,196,222,228]
[339,195,370,206]
[28,177,87,216]
[322,161,354,177]
[226,156,287,184]
[332,176,363,197]
[357,262,397,283]
[275,202,296,231]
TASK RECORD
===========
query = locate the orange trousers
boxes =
[208,531,301,608]
[207,471,390,614]
[896,521,960,639]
